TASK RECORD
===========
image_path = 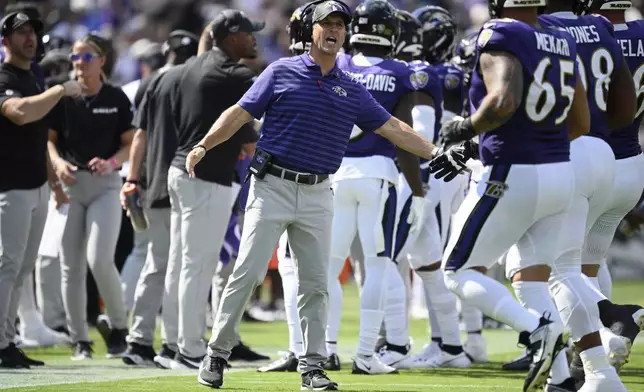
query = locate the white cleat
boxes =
[599,327,632,373]
[394,341,440,369]
[410,350,471,369]
[19,326,71,348]
[351,355,399,374]
[578,369,627,392]
[377,344,411,367]
[464,334,488,363]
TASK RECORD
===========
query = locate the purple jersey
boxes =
[336,53,415,159]
[409,60,444,143]
[609,21,644,159]
[470,19,577,166]
[433,62,466,118]
[540,13,623,142]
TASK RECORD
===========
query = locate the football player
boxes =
[377,9,470,370]
[430,0,590,389]
[327,0,428,375]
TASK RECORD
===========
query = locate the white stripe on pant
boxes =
[167,166,232,358]
[127,207,171,346]
[208,173,333,373]
[0,184,48,349]
[60,171,127,342]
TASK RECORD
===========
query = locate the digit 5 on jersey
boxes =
[471,19,578,165]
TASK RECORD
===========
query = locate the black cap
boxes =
[163,30,198,56]
[312,1,351,26]
[1,11,43,37]
[210,9,265,42]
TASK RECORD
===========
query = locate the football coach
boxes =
[186,1,439,390]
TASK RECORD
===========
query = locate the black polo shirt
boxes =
[171,48,258,186]
[49,83,134,170]
[133,64,184,209]
[0,63,49,192]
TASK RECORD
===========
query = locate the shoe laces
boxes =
[307,369,328,379]
[208,356,229,372]
[76,341,94,353]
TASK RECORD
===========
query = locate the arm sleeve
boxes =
[0,73,22,110]
[355,84,392,133]
[237,64,275,120]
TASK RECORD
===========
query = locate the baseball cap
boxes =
[163,30,198,56]
[312,1,352,26]
[210,9,265,42]
[0,11,43,37]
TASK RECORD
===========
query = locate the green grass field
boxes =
[2,281,644,391]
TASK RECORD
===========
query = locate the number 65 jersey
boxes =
[470,19,578,166]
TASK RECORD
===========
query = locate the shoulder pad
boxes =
[588,14,615,36]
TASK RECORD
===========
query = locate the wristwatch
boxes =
[192,144,207,153]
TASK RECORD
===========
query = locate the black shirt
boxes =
[133,65,184,209]
[0,63,49,192]
[171,49,258,186]
[49,83,134,170]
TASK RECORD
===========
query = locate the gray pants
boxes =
[121,230,150,312]
[35,255,66,329]
[167,167,232,358]
[210,259,241,343]
[208,174,333,373]
[128,207,171,346]
[60,171,127,342]
[0,184,48,349]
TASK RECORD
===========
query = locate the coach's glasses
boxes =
[69,52,97,62]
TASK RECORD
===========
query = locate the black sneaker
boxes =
[523,315,565,392]
[0,343,30,369]
[545,377,578,392]
[198,355,228,389]
[173,352,204,369]
[323,353,341,371]
[96,315,128,358]
[122,342,156,366]
[154,344,177,369]
[601,303,644,346]
[257,351,298,372]
[301,369,338,391]
[71,341,93,361]
[12,343,44,366]
[502,350,532,371]
[229,341,269,361]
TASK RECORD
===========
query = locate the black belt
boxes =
[268,165,328,185]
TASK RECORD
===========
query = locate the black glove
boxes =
[439,117,476,149]
[429,140,479,182]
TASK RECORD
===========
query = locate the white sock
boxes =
[384,264,408,346]
[462,301,483,333]
[411,272,425,310]
[445,269,540,333]
[597,261,612,300]
[357,257,388,357]
[581,274,607,303]
[418,269,462,347]
[579,345,612,374]
[325,255,345,355]
[427,302,442,340]
[550,351,571,385]
[278,255,303,356]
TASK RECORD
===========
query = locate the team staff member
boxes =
[47,33,136,361]
[189,2,440,390]
[0,11,83,368]
[165,9,261,369]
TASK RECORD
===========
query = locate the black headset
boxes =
[297,0,352,47]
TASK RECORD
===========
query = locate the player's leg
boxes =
[124,207,171,367]
[325,179,358,366]
[352,178,398,374]
[120,230,149,314]
[35,254,66,333]
[443,164,565,392]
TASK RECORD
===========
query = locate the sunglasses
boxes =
[69,52,97,62]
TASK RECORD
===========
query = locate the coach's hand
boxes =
[429,141,477,182]
[186,145,207,178]
[408,196,427,234]
[439,116,476,148]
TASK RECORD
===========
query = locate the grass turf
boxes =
[2,281,643,391]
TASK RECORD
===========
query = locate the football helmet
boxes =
[573,0,631,15]
[350,0,400,48]
[412,6,456,64]
[394,10,423,59]
[452,31,477,74]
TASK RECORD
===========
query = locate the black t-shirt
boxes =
[49,83,134,170]
[0,63,49,192]
[171,48,258,186]
[133,65,184,209]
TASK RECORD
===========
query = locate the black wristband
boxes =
[126,179,139,185]
[461,117,476,139]
[193,144,207,153]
